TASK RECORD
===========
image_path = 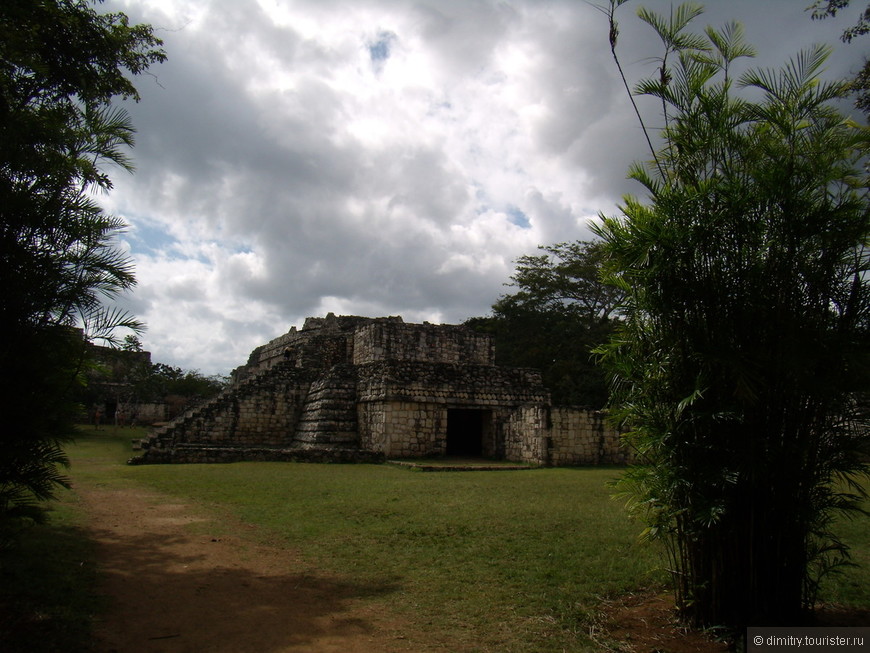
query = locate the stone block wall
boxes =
[547,407,632,465]
[352,322,494,365]
[233,314,386,381]
[355,360,549,459]
[503,405,549,464]
[130,402,167,425]
[235,332,351,381]
[359,401,556,461]
[356,361,548,405]
[359,401,445,458]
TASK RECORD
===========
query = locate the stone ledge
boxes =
[129,446,385,465]
[386,460,538,472]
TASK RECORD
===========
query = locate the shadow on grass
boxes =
[0,519,102,653]
[86,520,402,652]
[2,503,403,653]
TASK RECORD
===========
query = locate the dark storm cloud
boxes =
[102,0,864,373]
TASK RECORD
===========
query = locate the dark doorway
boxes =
[446,409,489,456]
[105,400,117,423]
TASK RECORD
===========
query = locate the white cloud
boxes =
[101,0,861,374]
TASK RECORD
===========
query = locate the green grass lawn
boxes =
[0,485,101,652]
[70,426,665,651]
[2,426,868,652]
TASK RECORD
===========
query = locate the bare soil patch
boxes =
[76,484,417,653]
[595,590,870,652]
[593,592,730,652]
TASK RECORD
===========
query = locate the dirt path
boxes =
[76,484,416,653]
[73,479,870,653]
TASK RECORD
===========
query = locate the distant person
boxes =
[94,408,102,430]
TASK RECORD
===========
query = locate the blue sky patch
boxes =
[506,205,531,229]
[368,31,396,71]
[126,218,179,255]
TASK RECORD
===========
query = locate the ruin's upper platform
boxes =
[233,313,495,382]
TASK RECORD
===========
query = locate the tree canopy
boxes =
[809,1,870,116]
[596,0,869,631]
[0,0,164,538]
[499,241,622,322]
[467,240,621,407]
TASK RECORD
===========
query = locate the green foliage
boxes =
[596,2,870,629]
[809,0,870,117]
[0,0,164,538]
[500,241,623,321]
[135,363,229,403]
[467,241,621,407]
[810,1,870,42]
[77,351,228,423]
[121,335,143,352]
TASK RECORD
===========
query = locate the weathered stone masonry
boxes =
[131,314,630,465]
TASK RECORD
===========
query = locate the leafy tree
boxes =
[121,335,144,352]
[0,0,164,539]
[467,241,621,407]
[501,241,622,322]
[79,352,228,425]
[811,1,870,42]
[596,1,870,630]
[810,0,870,117]
[134,363,228,405]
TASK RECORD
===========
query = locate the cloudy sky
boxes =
[99,0,864,375]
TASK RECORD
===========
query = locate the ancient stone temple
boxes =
[131,314,629,466]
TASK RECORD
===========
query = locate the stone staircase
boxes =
[131,361,315,462]
[293,365,359,449]
[129,361,382,464]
